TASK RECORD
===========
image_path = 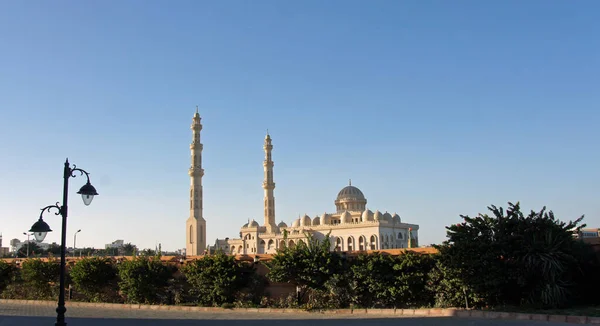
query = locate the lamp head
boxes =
[77,182,98,206]
[29,219,52,242]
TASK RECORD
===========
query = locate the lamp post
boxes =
[29,159,98,326]
[73,229,81,258]
[22,232,33,258]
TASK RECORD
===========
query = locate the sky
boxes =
[0,1,598,251]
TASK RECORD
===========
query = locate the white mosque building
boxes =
[185,109,419,256]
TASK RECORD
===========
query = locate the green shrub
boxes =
[20,258,60,300]
[221,302,234,309]
[350,252,434,308]
[0,260,17,294]
[70,257,118,302]
[183,252,254,306]
[267,232,343,305]
[426,255,471,308]
[117,257,173,304]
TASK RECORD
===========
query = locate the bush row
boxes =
[1,202,599,310]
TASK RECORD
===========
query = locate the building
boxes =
[0,234,9,256]
[579,228,600,239]
[189,112,420,254]
[9,238,20,252]
[105,239,125,249]
[185,107,207,256]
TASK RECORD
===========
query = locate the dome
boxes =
[383,212,392,221]
[312,216,320,226]
[292,218,300,228]
[336,185,365,201]
[373,211,382,221]
[242,222,249,228]
[278,221,288,228]
[341,211,352,224]
[361,209,373,222]
[321,213,331,225]
[335,183,368,213]
[300,214,312,227]
[249,220,259,228]
[392,213,401,224]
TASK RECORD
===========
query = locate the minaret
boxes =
[185,106,206,255]
[263,131,277,232]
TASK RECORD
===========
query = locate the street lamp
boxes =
[73,229,81,258]
[22,232,33,258]
[29,159,98,326]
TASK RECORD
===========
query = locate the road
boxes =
[0,302,578,326]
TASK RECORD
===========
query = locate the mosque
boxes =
[185,109,419,256]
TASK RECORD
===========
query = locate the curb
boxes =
[0,299,596,324]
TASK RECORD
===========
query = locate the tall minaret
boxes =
[263,131,277,232]
[185,106,206,255]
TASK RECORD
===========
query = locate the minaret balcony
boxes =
[189,167,204,177]
[262,181,275,189]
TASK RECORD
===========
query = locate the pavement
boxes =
[0,302,581,326]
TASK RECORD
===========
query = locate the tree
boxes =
[70,257,117,302]
[140,248,156,257]
[267,232,343,304]
[121,243,136,256]
[78,247,96,257]
[183,251,254,306]
[17,242,41,258]
[433,202,587,309]
[45,243,61,256]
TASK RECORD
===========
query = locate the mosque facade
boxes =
[185,110,419,255]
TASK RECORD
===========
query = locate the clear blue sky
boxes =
[1,1,598,251]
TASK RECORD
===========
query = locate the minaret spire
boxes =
[186,107,206,256]
[263,132,276,232]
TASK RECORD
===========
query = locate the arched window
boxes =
[370,235,377,250]
[268,239,275,250]
[398,232,403,240]
[347,237,354,251]
[335,238,342,251]
[359,236,365,251]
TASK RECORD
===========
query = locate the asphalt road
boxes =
[0,302,578,326]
